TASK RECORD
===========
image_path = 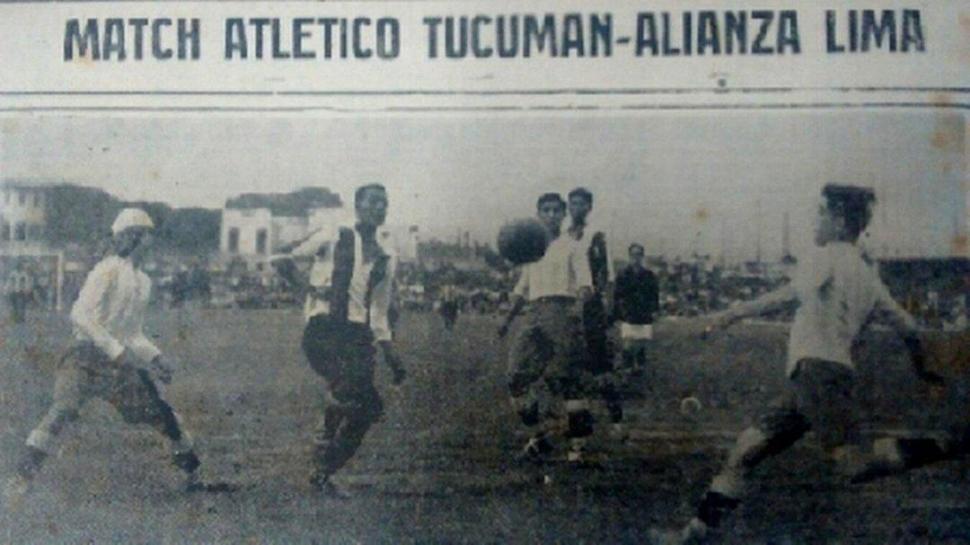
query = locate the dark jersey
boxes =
[614,265,659,325]
[587,231,610,296]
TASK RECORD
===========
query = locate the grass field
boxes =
[1,308,968,544]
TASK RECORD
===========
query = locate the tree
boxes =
[156,208,221,255]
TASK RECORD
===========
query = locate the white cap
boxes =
[111,208,155,235]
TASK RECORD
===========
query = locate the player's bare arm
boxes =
[72,261,166,385]
[148,354,175,385]
[270,255,312,295]
[705,283,798,333]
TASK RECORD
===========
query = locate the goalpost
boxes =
[0,249,65,313]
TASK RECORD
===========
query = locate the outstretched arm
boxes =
[270,256,311,294]
[270,229,331,295]
[708,283,797,331]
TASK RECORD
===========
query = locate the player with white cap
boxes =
[4,207,216,508]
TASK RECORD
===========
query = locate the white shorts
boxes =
[620,322,653,341]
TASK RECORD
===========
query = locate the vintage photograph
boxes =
[0,108,966,543]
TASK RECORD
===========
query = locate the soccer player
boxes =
[4,208,206,508]
[272,183,405,498]
[652,184,946,544]
[613,243,660,375]
[438,281,460,331]
[4,266,33,324]
[566,187,623,450]
[498,192,593,465]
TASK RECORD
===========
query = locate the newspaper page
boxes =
[0,1,967,543]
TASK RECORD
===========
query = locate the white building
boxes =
[221,207,272,260]
[0,180,49,250]
[380,224,420,263]
[220,201,343,268]
[0,180,66,310]
[220,196,420,269]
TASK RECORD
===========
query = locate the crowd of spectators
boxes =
[14,241,963,334]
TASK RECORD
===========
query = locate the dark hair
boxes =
[355,184,387,207]
[822,184,876,241]
[568,187,593,206]
[536,192,565,210]
[628,243,645,254]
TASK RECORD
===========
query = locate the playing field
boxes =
[1,308,968,544]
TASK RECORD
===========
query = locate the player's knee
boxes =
[366,396,384,423]
[752,411,809,455]
[159,413,185,442]
[730,427,774,469]
[710,470,744,499]
[33,405,79,442]
[26,428,55,453]
[172,450,201,474]
[341,399,382,440]
[347,390,383,425]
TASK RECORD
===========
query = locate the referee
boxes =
[613,243,660,376]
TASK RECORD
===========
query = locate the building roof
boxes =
[0,179,58,190]
[225,187,342,217]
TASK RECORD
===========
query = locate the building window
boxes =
[18,191,26,205]
[1,222,9,241]
[227,228,240,254]
[14,222,26,241]
[33,193,41,208]
[27,224,42,240]
[255,229,268,255]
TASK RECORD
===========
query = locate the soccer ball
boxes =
[497,219,549,265]
[680,396,703,416]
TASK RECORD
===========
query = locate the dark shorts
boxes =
[440,301,458,321]
[507,297,587,399]
[758,358,859,450]
[55,342,176,429]
[302,315,382,415]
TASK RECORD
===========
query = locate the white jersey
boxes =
[70,255,161,363]
[514,235,592,302]
[786,242,915,375]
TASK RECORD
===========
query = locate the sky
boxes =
[0,110,965,261]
